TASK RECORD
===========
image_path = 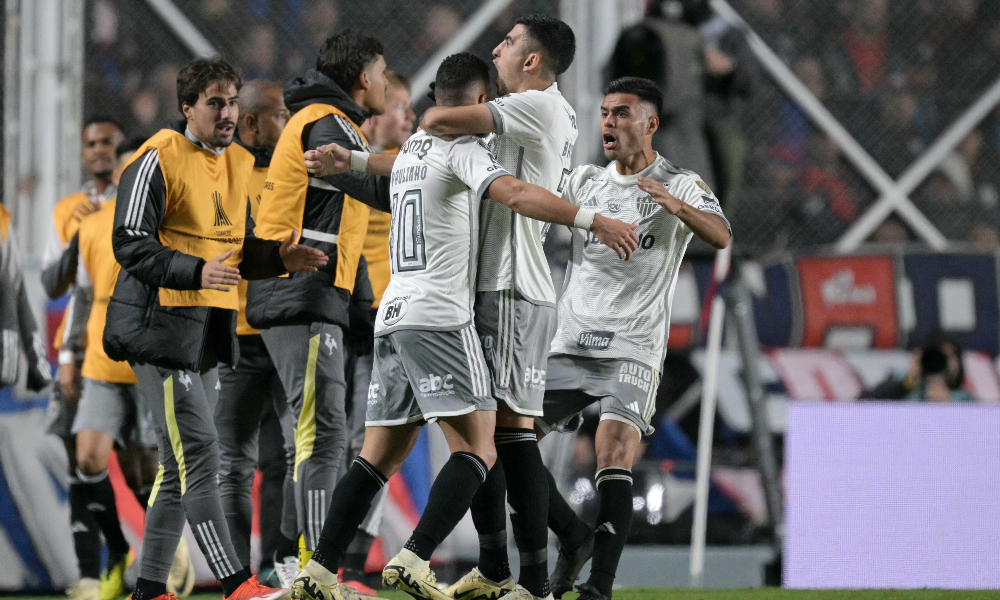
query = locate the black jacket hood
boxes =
[235,137,274,169]
[284,69,370,126]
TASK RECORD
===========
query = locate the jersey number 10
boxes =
[392,189,427,272]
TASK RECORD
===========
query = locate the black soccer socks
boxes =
[495,428,549,598]
[404,451,488,560]
[471,462,512,582]
[312,457,388,573]
[587,467,634,597]
[69,479,102,579]
[77,468,131,559]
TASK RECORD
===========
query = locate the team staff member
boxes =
[104,57,326,600]
[214,78,299,580]
[41,116,123,600]
[246,29,392,566]
[338,70,416,591]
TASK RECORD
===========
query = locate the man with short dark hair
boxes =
[246,29,393,576]
[420,14,583,600]
[41,115,123,600]
[541,76,730,600]
[106,57,326,600]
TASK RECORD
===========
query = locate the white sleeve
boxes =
[486,90,552,145]
[75,252,92,289]
[559,165,601,206]
[447,137,512,199]
[40,218,64,270]
[671,173,731,234]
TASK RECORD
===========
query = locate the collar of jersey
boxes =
[608,151,662,185]
[185,125,225,156]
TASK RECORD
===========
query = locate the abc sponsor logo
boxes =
[382,297,408,325]
[618,362,653,393]
[419,373,455,397]
[524,366,546,389]
[577,330,615,350]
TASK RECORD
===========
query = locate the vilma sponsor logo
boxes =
[618,362,653,392]
[524,366,546,388]
[577,330,615,350]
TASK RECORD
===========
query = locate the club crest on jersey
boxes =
[636,195,657,219]
[607,199,623,213]
[382,297,408,326]
[577,330,615,350]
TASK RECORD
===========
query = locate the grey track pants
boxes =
[133,363,242,583]
[261,322,348,551]
[344,347,386,538]
[216,335,295,567]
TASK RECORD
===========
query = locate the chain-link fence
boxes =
[84,0,557,140]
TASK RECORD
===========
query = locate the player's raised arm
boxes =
[305,141,398,177]
[487,174,639,260]
[420,104,496,137]
[638,176,731,249]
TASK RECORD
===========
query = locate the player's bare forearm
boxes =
[675,206,731,249]
[420,105,496,136]
[366,153,398,176]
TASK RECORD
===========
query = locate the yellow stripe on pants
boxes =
[293,335,321,482]
[164,375,188,495]
[147,463,165,507]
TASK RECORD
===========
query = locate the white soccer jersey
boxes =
[550,154,730,366]
[376,130,510,335]
[479,82,578,305]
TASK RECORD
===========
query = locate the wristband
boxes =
[573,208,597,231]
[58,349,79,366]
[350,150,370,172]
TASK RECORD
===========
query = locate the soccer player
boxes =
[298,52,637,600]
[419,15,581,600]
[540,77,730,600]
[41,115,123,600]
[246,30,392,572]
[104,57,326,600]
[213,78,298,583]
[338,70,416,593]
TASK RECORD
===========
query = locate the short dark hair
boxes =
[433,53,491,105]
[176,57,243,112]
[316,29,384,92]
[515,14,576,76]
[82,115,123,133]
[604,77,664,115]
[386,71,411,93]
[116,136,146,159]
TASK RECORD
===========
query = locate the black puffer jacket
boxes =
[245,70,389,332]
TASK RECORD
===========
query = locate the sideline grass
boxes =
[4,590,997,600]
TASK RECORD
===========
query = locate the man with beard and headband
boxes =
[539,77,730,600]
[104,57,327,600]
[297,51,637,600]
[419,14,581,600]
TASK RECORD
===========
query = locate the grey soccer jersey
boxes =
[376,130,510,335]
[551,154,730,366]
[479,83,578,304]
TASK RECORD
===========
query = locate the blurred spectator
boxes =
[861,334,975,402]
[869,90,927,177]
[965,223,1000,251]
[912,172,975,240]
[823,0,896,102]
[700,11,757,205]
[868,216,911,246]
[799,128,860,241]
[239,25,280,80]
[774,56,825,168]
[610,3,715,184]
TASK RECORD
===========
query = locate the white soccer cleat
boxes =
[275,556,301,590]
[166,535,196,598]
[500,585,552,600]
[292,559,375,600]
[441,567,514,600]
[381,548,450,600]
[67,577,100,600]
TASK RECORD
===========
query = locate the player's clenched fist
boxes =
[304,142,352,176]
[591,214,640,260]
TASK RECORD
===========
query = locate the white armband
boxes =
[350,150,370,173]
[573,208,596,231]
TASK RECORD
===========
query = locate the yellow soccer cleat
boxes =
[442,567,514,600]
[67,577,101,600]
[291,559,375,600]
[381,549,450,600]
[99,547,135,600]
[166,536,196,598]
